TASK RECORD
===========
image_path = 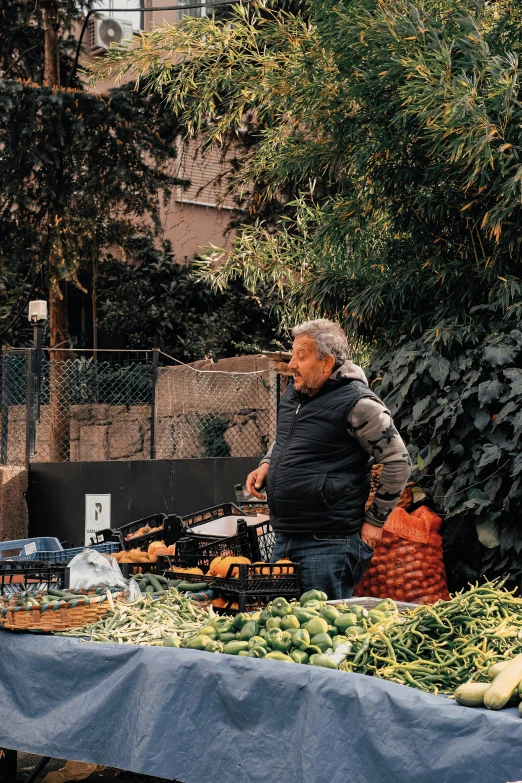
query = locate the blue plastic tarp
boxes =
[1,631,522,783]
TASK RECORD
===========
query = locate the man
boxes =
[246,319,411,599]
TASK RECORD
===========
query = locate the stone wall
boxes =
[0,466,28,541]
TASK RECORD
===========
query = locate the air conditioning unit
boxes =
[88,16,134,55]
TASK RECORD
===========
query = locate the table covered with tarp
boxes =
[0,631,521,783]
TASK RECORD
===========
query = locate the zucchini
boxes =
[147,574,164,592]
[488,660,510,680]
[484,653,522,710]
[176,581,208,592]
[454,682,490,707]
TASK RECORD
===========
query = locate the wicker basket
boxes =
[1,590,122,632]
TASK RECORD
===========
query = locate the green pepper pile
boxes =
[180,589,397,669]
[342,581,522,694]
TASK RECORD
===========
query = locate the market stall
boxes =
[2,508,522,783]
[1,631,522,783]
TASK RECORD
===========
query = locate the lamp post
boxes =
[25,301,47,464]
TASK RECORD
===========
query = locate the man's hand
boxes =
[246,462,270,499]
[360,521,383,550]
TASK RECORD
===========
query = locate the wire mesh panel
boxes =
[155,358,278,459]
[34,351,154,462]
[1,349,281,463]
[0,350,28,466]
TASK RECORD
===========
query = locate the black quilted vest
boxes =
[266,378,381,535]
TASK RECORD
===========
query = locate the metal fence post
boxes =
[25,323,44,464]
[150,348,159,459]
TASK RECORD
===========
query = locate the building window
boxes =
[176,138,236,210]
[93,0,143,31]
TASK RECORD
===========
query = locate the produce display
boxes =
[134,572,209,594]
[62,588,213,646]
[206,556,294,578]
[178,588,384,668]
[355,505,450,604]
[2,586,122,610]
[124,523,164,542]
[455,654,522,711]
[343,581,522,695]
[112,541,175,564]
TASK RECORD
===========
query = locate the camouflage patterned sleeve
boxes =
[347,397,412,528]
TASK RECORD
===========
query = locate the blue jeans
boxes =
[271,532,373,600]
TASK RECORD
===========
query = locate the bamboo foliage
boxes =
[90,0,522,340]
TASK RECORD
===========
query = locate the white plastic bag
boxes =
[68,548,127,591]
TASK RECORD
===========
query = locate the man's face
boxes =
[288,336,334,395]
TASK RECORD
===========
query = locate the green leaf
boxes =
[492,401,518,428]
[477,379,505,405]
[473,408,490,432]
[417,454,425,471]
[476,518,500,549]
[412,397,430,421]
[477,444,502,469]
[428,355,450,388]
[483,343,517,367]
[503,369,522,398]
[512,454,522,477]
[468,488,491,503]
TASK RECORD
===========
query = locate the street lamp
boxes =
[26,300,47,463]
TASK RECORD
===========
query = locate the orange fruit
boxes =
[217,556,251,578]
[209,556,223,576]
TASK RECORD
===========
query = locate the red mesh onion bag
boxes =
[354,506,450,604]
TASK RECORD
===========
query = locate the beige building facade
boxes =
[82,0,236,260]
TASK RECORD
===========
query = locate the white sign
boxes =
[24,541,37,556]
[85,494,111,545]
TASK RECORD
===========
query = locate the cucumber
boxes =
[484,653,522,710]
[155,575,168,585]
[147,574,164,592]
[454,682,490,707]
[168,579,182,588]
[177,581,208,592]
[144,585,155,594]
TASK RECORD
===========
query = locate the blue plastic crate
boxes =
[45,542,120,563]
[0,537,63,562]
[0,538,119,563]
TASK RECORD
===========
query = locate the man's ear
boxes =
[324,355,336,375]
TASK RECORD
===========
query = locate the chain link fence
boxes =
[0,348,281,465]
[0,350,28,466]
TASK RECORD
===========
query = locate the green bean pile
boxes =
[60,589,212,646]
[341,582,522,694]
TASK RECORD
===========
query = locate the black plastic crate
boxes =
[0,561,69,598]
[119,562,158,579]
[157,554,210,572]
[238,501,270,516]
[114,513,168,551]
[175,519,254,561]
[215,562,299,592]
[247,520,276,563]
[164,569,211,586]
[180,503,245,529]
[175,518,278,565]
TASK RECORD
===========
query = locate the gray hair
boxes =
[292,319,349,365]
